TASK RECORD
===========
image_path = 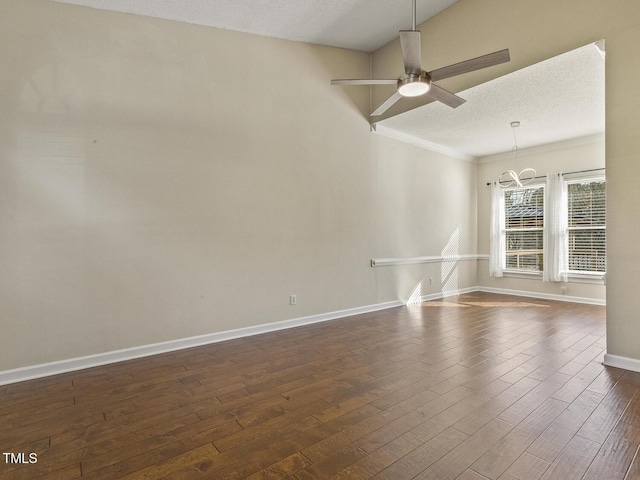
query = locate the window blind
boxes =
[567,179,606,273]
[504,186,544,272]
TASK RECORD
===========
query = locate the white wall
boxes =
[477,137,606,302]
[0,0,479,372]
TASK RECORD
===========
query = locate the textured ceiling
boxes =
[52,0,459,52]
[377,42,605,158]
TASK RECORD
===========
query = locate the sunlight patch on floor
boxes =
[421,301,471,307]
[461,301,550,308]
[420,299,550,308]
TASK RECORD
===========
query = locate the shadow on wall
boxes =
[406,280,424,305]
[405,225,462,305]
[442,226,460,297]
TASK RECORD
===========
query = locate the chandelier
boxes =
[497,121,536,188]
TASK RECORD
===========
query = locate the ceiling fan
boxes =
[331,0,511,116]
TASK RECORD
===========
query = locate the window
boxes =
[504,185,544,272]
[567,178,606,274]
[490,172,606,281]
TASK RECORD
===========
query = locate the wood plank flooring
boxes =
[1,292,639,479]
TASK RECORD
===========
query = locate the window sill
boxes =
[567,273,606,285]
[503,270,543,280]
[500,270,605,285]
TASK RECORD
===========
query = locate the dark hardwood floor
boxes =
[1,292,639,479]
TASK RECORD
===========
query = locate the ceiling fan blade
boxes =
[399,30,422,75]
[371,91,403,116]
[331,79,398,85]
[428,49,510,82]
[428,84,466,108]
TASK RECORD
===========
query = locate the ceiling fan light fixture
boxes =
[397,74,431,97]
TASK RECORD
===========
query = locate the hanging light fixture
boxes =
[497,121,536,188]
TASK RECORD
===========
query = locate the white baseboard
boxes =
[603,354,640,373]
[418,286,479,303]
[0,300,403,386]
[415,286,604,305]
[475,286,606,306]
[0,286,608,386]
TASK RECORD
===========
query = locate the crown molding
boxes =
[372,124,477,163]
[478,133,605,165]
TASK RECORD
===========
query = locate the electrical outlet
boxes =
[290,295,297,305]
[429,277,433,286]
[561,286,567,295]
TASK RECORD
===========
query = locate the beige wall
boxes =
[4,0,638,372]
[0,0,480,371]
[605,25,640,361]
[1,0,375,369]
[477,137,606,301]
[372,134,478,302]
[373,0,640,363]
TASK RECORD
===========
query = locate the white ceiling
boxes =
[377,42,605,159]
[52,0,605,158]
[52,0,459,52]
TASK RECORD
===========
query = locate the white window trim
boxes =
[503,270,543,279]
[489,172,606,283]
[568,272,606,284]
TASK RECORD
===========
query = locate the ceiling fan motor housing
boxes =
[397,71,432,97]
